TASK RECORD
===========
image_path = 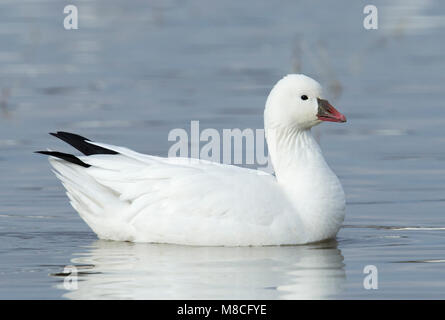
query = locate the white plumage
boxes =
[41,74,347,246]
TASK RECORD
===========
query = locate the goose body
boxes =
[38,74,347,246]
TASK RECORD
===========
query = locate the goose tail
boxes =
[36,132,131,240]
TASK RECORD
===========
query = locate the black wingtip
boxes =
[35,150,91,168]
[51,131,91,141]
[49,131,117,156]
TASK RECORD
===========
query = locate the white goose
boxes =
[38,74,347,246]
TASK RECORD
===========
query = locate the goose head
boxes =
[264,74,346,130]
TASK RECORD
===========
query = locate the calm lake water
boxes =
[1,0,445,299]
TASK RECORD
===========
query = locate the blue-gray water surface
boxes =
[1,0,445,299]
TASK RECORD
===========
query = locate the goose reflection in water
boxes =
[57,240,345,300]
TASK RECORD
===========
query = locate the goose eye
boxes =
[301,95,308,101]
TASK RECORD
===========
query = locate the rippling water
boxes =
[1,0,445,299]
